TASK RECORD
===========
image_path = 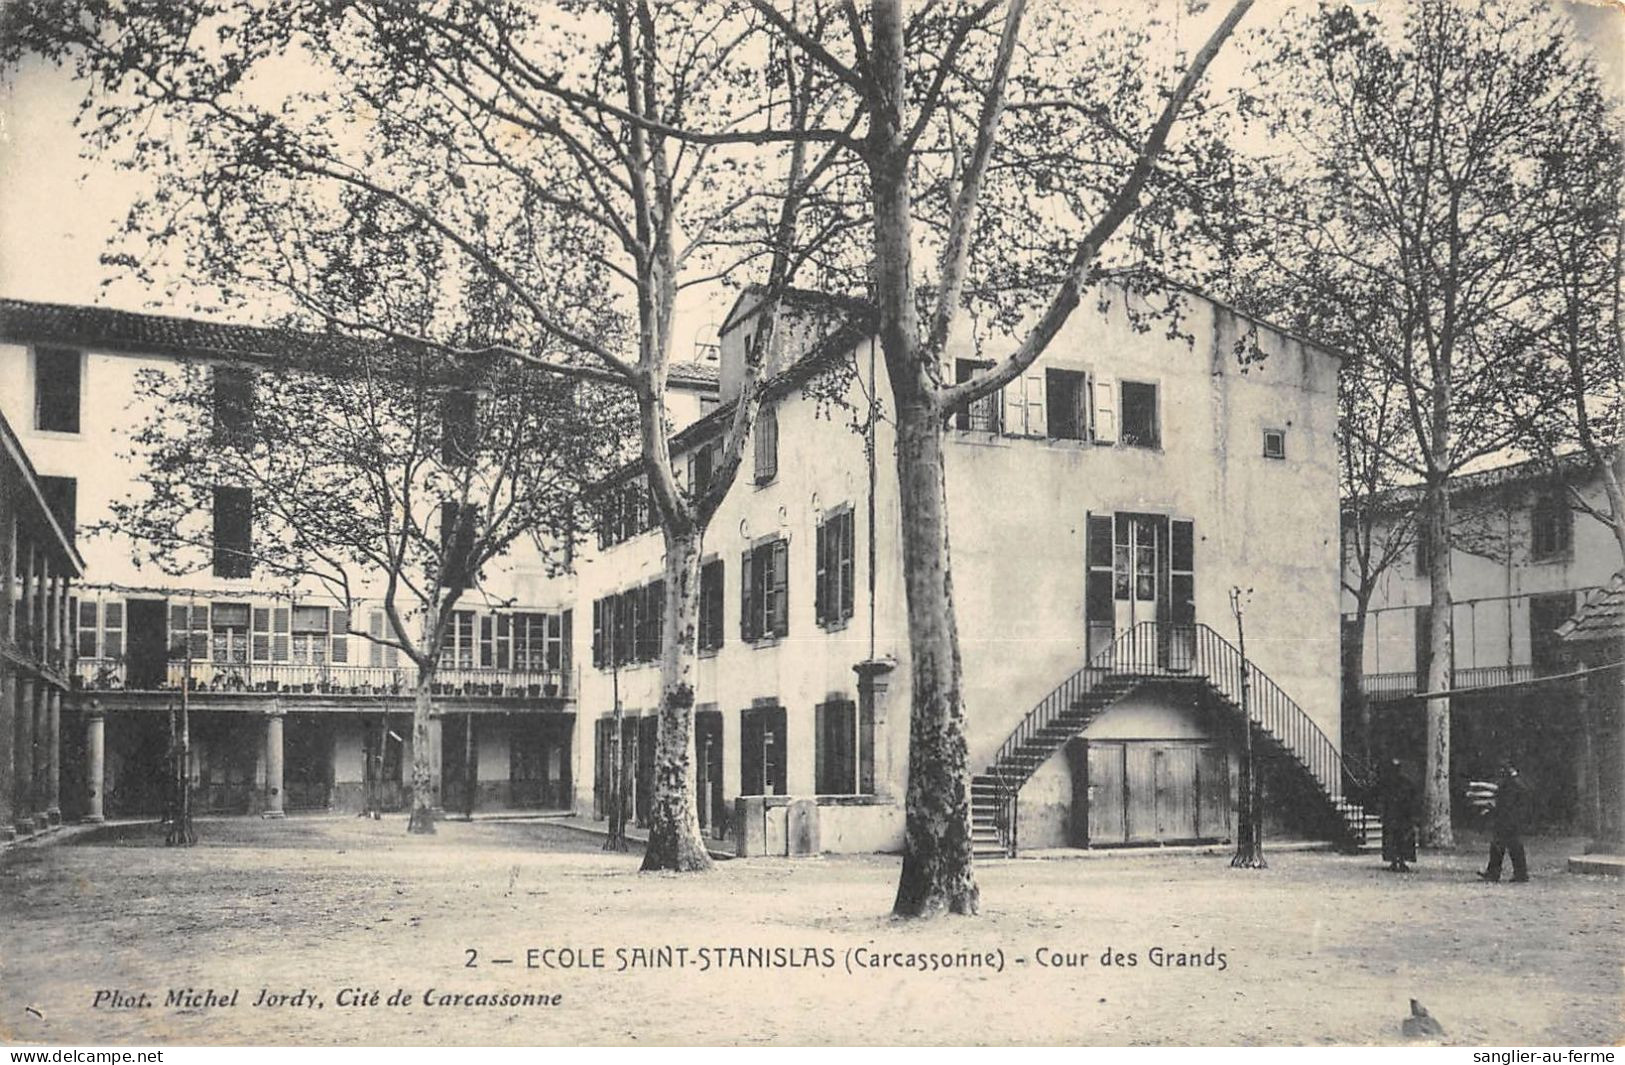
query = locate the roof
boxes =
[1559,570,1625,644]
[668,360,720,389]
[1358,452,1598,514]
[0,297,387,364]
[719,285,876,337]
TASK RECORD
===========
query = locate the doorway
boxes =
[125,599,169,690]
[1085,740,1230,846]
[695,710,726,838]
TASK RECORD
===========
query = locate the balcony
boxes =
[73,656,574,701]
[1360,664,1538,702]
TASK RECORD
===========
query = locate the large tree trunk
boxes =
[1420,477,1454,847]
[641,528,712,871]
[408,667,437,835]
[890,403,979,917]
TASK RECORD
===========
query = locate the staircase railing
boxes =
[983,621,1369,855]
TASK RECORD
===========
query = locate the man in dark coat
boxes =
[1380,757,1419,872]
[1479,761,1530,883]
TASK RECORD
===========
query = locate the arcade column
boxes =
[83,706,105,823]
[14,675,35,835]
[46,687,61,825]
[263,711,286,819]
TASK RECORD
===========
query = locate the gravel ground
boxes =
[1,816,1618,1047]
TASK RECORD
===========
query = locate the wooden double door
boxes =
[1085,741,1230,845]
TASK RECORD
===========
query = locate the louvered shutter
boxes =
[252,606,271,662]
[1022,370,1047,438]
[1093,372,1116,443]
[272,606,290,662]
[815,520,828,625]
[770,540,789,637]
[740,549,757,641]
[368,610,385,667]
[331,610,350,664]
[839,511,855,620]
[1001,375,1025,436]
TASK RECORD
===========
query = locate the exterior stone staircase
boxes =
[971,623,1377,858]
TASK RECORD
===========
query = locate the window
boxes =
[1001,370,1047,437]
[211,602,250,664]
[815,508,855,628]
[597,476,655,548]
[754,404,778,484]
[954,359,1000,432]
[1119,381,1160,448]
[1045,369,1089,441]
[1530,494,1572,562]
[815,698,875,795]
[592,584,662,667]
[212,486,253,578]
[514,612,566,672]
[698,559,725,653]
[169,602,210,661]
[38,475,76,541]
[439,501,479,589]
[740,537,789,642]
[213,366,255,444]
[446,609,475,669]
[34,347,81,433]
[689,439,723,498]
[1085,514,1114,657]
[1414,535,1432,578]
[440,390,477,466]
[1530,592,1575,675]
[291,605,329,664]
[740,703,787,796]
[1262,429,1286,460]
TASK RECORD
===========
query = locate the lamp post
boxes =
[1230,586,1264,869]
[166,597,196,846]
[604,617,628,852]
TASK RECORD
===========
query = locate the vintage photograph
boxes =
[0,0,1620,1049]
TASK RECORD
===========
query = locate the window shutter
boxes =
[815,519,828,625]
[1001,376,1025,436]
[1093,372,1116,443]
[771,539,789,637]
[272,606,290,662]
[331,610,350,664]
[1023,370,1047,438]
[815,702,828,794]
[103,601,123,657]
[741,549,757,641]
[252,606,270,662]
[839,511,855,621]
[191,605,209,661]
[591,600,604,668]
[77,600,99,659]
[169,604,189,657]
[368,610,385,667]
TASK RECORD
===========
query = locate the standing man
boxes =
[1479,761,1530,883]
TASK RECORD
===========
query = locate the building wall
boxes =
[574,284,1342,850]
[1348,472,1619,676]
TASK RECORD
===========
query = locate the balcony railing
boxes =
[73,656,573,700]
[1360,664,1539,701]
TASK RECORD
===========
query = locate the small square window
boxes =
[1262,429,1286,460]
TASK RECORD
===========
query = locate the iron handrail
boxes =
[985,621,1369,855]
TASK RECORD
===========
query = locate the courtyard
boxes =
[1,817,1620,1047]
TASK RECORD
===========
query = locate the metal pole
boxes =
[1230,586,1264,869]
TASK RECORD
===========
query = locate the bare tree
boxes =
[104,265,622,833]
[5,0,848,867]
[1232,0,1608,845]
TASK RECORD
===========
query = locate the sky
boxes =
[0,0,1620,350]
